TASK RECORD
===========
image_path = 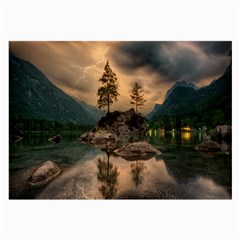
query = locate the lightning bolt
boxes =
[69,46,111,90]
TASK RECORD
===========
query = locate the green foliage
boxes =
[97,61,119,112]
[130,82,146,113]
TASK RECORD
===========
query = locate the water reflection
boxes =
[130,161,147,187]
[181,131,191,141]
[147,130,208,148]
[96,153,119,199]
[9,132,231,199]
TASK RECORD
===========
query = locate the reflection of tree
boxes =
[130,161,146,187]
[97,153,119,199]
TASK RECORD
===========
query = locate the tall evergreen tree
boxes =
[97,61,119,112]
[130,82,146,113]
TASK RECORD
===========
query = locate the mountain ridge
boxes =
[147,62,231,129]
[9,52,101,125]
[164,80,199,101]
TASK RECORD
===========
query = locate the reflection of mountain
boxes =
[130,161,146,187]
[163,154,231,190]
[96,153,119,199]
[9,52,101,125]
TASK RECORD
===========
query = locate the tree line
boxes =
[10,118,94,132]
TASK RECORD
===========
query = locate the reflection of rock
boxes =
[114,141,161,160]
[215,125,232,142]
[48,135,62,144]
[198,151,217,158]
[80,130,117,152]
[28,160,61,186]
[195,140,220,152]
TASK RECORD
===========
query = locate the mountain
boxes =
[9,52,99,125]
[74,98,105,122]
[146,104,162,119]
[147,63,232,128]
[164,81,199,101]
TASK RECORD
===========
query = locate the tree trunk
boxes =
[107,85,110,112]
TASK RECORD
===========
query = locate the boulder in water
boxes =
[28,160,61,186]
[195,140,220,152]
[114,141,161,160]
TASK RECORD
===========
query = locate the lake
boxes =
[9,131,232,199]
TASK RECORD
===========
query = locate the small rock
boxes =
[48,135,62,144]
[195,140,220,152]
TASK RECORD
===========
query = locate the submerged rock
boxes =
[48,135,62,144]
[28,160,61,186]
[114,141,161,160]
[195,140,220,152]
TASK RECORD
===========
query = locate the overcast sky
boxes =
[9,41,231,114]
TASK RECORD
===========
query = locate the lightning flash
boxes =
[70,46,111,90]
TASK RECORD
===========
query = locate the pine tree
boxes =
[97,61,119,112]
[130,82,146,113]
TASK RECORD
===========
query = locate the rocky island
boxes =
[79,108,161,159]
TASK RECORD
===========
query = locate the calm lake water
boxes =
[9,131,232,199]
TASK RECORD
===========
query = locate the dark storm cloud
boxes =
[112,41,231,84]
[112,42,169,75]
[195,41,232,55]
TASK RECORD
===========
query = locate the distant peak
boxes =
[164,81,199,101]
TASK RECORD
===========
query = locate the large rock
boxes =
[114,141,161,160]
[80,109,148,152]
[96,108,147,137]
[214,125,232,142]
[28,160,61,186]
[80,130,117,152]
[195,140,220,152]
